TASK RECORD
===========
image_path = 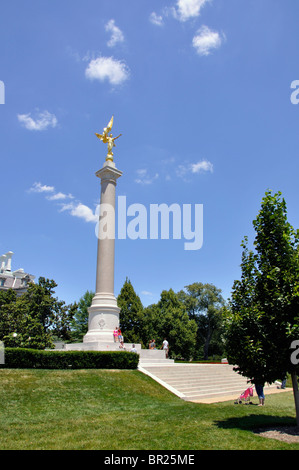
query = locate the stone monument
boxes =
[65,117,169,363]
[83,157,122,343]
[66,116,125,351]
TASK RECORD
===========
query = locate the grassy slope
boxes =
[0,369,298,450]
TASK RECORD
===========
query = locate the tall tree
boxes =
[224,191,299,423]
[178,283,225,359]
[141,289,198,359]
[71,290,94,342]
[117,278,143,343]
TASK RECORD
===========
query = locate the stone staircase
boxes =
[138,349,174,365]
[139,363,282,403]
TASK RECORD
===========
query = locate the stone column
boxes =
[83,160,122,343]
[4,252,13,272]
[0,255,6,273]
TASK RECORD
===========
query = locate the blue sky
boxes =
[1,0,299,307]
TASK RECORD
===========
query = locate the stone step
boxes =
[183,383,281,401]
[139,358,176,367]
[183,390,249,401]
[183,383,249,395]
[168,380,248,391]
[139,363,281,403]
[147,372,246,380]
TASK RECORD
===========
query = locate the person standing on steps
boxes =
[161,338,169,358]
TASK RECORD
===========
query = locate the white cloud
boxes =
[191,160,214,173]
[141,291,154,296]
[47,192,74,201]
[29,182,97,223]
[192,25,223,56]
[60,202,98,223]
[18,110,57,131]
[105,19,125,47]
[29,182,55,193]
[85,56,130,86]
[174,0,211,22]
[29,183,74,200]
[135,169,159,185]
[149,12,164,26]
[176,160,213,180]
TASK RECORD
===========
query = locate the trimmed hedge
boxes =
[0,348,139,370]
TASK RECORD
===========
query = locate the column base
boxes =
[83,292,120,344]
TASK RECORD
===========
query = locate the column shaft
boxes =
[96,177,116,295]
[83,160,122,344]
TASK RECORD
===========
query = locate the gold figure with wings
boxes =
[95,116,122,162]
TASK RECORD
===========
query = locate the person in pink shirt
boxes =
[113,328,119,342]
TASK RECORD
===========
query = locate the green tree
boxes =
[117,278,143,344]
[0,290,54,349]
[224,191,299,423]
[178,283,225,359]
[71,290,94,342]
[24,277,76,343]
[141,289,197,359]
[0,289,17,307]
[0,277,76,349]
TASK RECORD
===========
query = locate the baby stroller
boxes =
[234,386,254,405]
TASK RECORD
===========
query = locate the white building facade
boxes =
[0,252,35,296]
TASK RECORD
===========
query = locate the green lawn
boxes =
[0,369,298,450]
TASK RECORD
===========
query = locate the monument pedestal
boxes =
[65,341,142,352]
[83,293,120,343]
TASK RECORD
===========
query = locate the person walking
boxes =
[255,383,265,406]
[161,338,169,358]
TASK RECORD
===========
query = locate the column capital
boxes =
[95,160,122,182]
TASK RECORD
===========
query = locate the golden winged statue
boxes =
[95,116,122,162]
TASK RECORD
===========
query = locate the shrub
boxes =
[0,348,139,370]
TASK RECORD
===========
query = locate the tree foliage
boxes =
[141,289,198,359]
[225,191,299,381]
[178,282,225,359]
[224,190,299,421]
[117,280,198,359]
[118,278,143,344]
[70,290,94,342]
[0,277,76,349]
